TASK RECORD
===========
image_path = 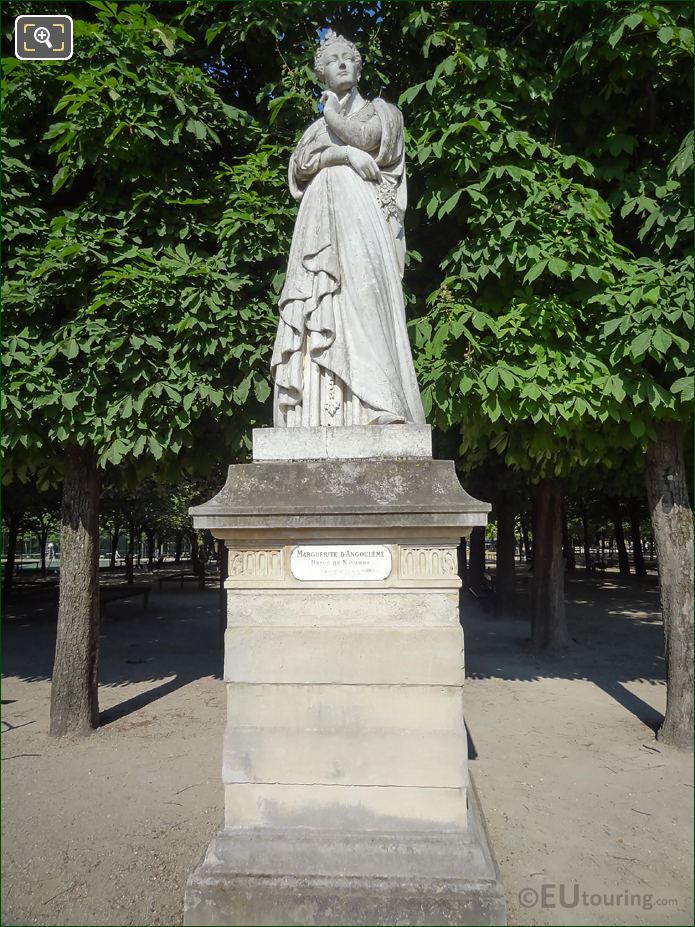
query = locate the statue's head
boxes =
[314,29,362,94]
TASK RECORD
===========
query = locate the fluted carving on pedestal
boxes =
[228,548,284,580]
[400,547,458,580]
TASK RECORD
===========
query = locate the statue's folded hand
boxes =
[320,90,342,114]
[347,146,381,183]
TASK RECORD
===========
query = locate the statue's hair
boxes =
[314,29,362,83]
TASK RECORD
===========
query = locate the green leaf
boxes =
[426,195,439,219]
[499,368,515,389]
[399,82,425,106]
[438,190,462,218]
[548,257,568,276]
[672,377,694,401]
[624,12,643,29]
[253,377,271,403]
[186,119,207,140]
[234,374,252,405]
[524,260,547,284]
[152,27,175,54]
[630,331,652,358]
[148,435,163,460]
[106,438,129,466]
[629,418,646,439]
[602,318,622,337]
[657,26,675,44]
[52,165,71,193]
[651,328,672,354]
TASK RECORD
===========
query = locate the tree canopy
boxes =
[2,0,692,741]
[2,1,691,485]
[401,2,692,476]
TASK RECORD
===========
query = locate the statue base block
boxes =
[183,774,506,926]
[252,423,433,460]
[186,442,504,926]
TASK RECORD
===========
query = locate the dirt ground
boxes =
[2,570,693,927]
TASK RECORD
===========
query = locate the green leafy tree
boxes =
[398,2,692,743]
[3,1,692,748]
[2,2,290,734]
[546,0,693,746]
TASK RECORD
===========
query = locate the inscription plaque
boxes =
[290,544,392,582]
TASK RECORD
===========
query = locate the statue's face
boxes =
[322,41,359,95]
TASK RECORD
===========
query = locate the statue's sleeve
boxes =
[373,100,405,172]
[288,120,330,201]
[373,99,408,272]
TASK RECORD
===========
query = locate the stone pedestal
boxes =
[184,426,506,926]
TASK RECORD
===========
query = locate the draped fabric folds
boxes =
[271,99,426,427]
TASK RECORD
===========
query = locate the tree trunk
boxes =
[109,525,120,570]
[561,508,576,573]
[174,531,183,564]
[218,539,228,645]
[611,498,631,576]
[126,525,135,584]
[531,479,569,650]
[495,498,516,617]
[49,445,100,736]
[3,513,21,598]
[146,530,155,571]
[189,530,206,586]
[42,525,50,576]
[580,502,592,573]
[34,527,48,578]
[519,512,531,562]
[645,422,694,750]
[468,526,486,593]
[458,538,467,580]
[628,497,647,577]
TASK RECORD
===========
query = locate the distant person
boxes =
[46,542,55,566]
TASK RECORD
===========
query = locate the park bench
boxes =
[157,570,207,590]
[13,559,42,572]
[11,578,60,593]
[100,584,151,618]
[468,572,496,614]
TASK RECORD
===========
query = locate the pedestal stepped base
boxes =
[185,425,505,926]
[184,775,505,926]
[252,423,433,460]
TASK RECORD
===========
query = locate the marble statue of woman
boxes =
[271,30,426,428]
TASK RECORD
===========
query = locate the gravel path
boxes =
[2,572,692,926]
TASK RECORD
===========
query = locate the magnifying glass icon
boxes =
[33,26,53,49]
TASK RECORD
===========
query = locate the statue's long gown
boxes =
[271,98,426,427]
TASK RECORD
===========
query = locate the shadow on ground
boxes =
[3,568,666,735]
[461,570,665,734]
[2,583,223,726]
